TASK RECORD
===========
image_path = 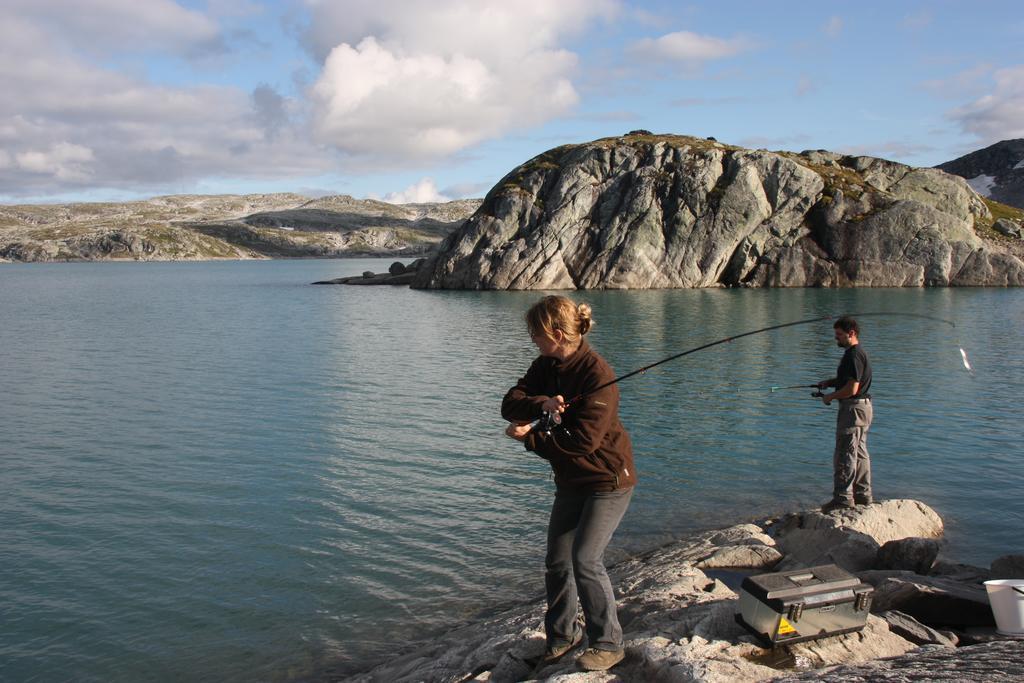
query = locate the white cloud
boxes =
[307,0,617,161]
[4,0,222,56]
[383,178,448,204]
[0,1,334,198]
[628,31,750,64]
[949,65,1024,142]
[921,64,993,100]
[440,181,490,199]
[303,0,617,63]
[16,143,95,180]
[824,16,843,38]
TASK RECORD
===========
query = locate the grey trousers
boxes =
[545,486,633,652]
[833,399,872,503]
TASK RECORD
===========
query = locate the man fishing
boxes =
[816,316,873,513]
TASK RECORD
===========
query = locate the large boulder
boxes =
[991,554,1024,579]
[869,574,995,627]
[876,537,942,574]
[412,134,1024,289]
[771,500,944,572]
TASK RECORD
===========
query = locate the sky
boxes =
[1,0,1022,205]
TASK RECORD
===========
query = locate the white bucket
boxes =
[984,579,1024,635]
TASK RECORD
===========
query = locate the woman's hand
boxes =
[541,395,566,415]
[505,422,532,441]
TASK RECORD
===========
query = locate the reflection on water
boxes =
[0,261,1021,681]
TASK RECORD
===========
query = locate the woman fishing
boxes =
[501,295,637,672]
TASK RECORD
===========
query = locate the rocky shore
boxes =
[348,500,1023,682]
[312,258,427,285]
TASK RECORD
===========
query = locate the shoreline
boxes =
[343,499,1023,682]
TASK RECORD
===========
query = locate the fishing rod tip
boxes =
[959,347,973,372]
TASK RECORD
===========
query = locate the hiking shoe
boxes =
[576,647,625,671]
[820,499,855,514]
[540,630,583,664]
[854,495,873,506]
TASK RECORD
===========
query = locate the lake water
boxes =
[1,258,1021,681]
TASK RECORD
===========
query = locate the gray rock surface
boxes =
[876,537,941,574]
[695,544,783,569]
[929,560,991,583]
[771,500,944,573]
[870,574,995,627]
[991,554,1024,579]
[775,640,1024,682]
[994,218,1024,238]
[413,133,1024,289]
[878,610,958,647]
[345,499,1024,683]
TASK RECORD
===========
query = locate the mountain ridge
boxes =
[0,193,482,262]
[937,139,1024,210]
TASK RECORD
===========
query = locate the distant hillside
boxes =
[937,139,1024,210]
[0,194,482,262]
[414,132,1024,289]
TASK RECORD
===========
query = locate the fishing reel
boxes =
[535,410,569,436]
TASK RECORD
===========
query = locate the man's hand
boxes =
[505,422,532,441]
[822,393,832,406]
[541,395,566,415]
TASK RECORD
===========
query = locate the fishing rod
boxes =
[770,384,819,393]
[563,311,963,407]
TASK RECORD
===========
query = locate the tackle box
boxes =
[735,564,874,646]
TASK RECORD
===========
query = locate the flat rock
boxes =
[929,560,991,583]
[878,609,958,647]
[870,574,995,628]
[695,544,783,569]
[773,640,1024,682]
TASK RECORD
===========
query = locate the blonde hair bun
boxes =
[577,303,593,335]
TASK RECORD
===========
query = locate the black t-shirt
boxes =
[837,344,872,398]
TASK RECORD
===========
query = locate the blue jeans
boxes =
[544,486,633,652]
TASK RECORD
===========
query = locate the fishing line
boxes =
[769,384,819,393]
[565,311,968,407]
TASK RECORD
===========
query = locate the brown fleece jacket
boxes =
[501,338,637,492]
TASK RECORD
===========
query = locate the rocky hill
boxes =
[413,133,1024,289]
[938,139,1024,210]
[0,194,482,262]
